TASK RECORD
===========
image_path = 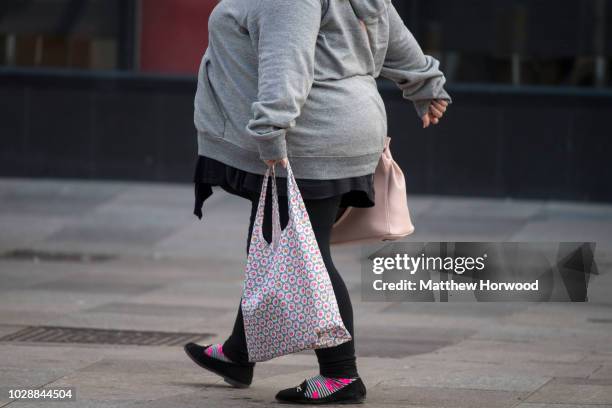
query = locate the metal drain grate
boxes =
[1,249,116,263]
[0,326,212,346]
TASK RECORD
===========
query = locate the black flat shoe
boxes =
[275,377,366,404]
[183,343,253,388]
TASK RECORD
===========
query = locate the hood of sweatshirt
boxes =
[347,0,388,22]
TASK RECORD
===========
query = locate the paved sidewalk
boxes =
[1,177,611,408]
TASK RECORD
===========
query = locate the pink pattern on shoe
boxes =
[303,375,357,399]
[325,378,353,391]
[324,378,339,391]
[204,344,232,363]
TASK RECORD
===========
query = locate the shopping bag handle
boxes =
[254,162,296,251]
[268,164,282,249]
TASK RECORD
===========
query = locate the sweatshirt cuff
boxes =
[249,128,288,160]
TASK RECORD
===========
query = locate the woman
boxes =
[184,0,451,404]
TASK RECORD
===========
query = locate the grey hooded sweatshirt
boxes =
[194,0,452,180]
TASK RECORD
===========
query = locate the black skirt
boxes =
[193,155,376,219]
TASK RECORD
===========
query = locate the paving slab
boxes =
[6,400,137,408]
[525,377,612,405]
[370,385,528,408]
[374,364,551,392]
[591,365,612,380]
[516,404,612,408]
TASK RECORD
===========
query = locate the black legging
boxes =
[222,180,358,378]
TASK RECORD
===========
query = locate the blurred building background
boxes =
[1,0,611,201]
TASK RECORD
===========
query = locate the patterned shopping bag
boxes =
[241,161,352,362]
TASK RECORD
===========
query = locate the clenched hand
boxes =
[421,99,449,128]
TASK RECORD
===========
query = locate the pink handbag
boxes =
[241,161,352,362]
[331,136,415,245]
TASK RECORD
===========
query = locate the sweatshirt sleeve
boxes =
[246,0,322,161]
[380,3,452,119]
